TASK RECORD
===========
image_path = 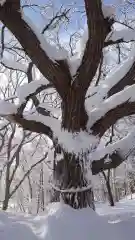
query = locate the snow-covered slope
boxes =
[0,201,135,240]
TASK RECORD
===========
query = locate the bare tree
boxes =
[0,124,30,209]
[0,119,49,211]
[2,135,48,211]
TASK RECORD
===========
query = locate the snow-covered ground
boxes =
[1,197,135,240]
[97,194,135,220]
[96,195,135,240]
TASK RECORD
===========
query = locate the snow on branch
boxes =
[92,151,124,174]
[104,14,135,46]
[91,128,135,162]
[11,113,53,139]
[21,13,68,62]
[0,98,54,139]
[104,31,135,98]
[88,84,135,128]
[23,111,99,154]
[16,80,52,104]
[1,57,27,72]
[86,46,135,111]
[111,28,135,42]
[107,47,135,97]
[24,112,61,132]
[0,2,71,98]
[108,61,135,97]
[55,130,98,154]
[91,125,135,174]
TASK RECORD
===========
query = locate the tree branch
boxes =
[9,152,48,198]
[26,62,53,117]
[74,0,111,93]
[104,38,135,47]
[11,114,53,140]
[92,100,135,137]
[108,61,135,97]
[0,1,71,98]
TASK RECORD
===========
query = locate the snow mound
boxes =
[43,203,119,240]
[0,100,17,115]
[0,202,122,240]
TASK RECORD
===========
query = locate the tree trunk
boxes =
[2,195,10,211]
[102,171,114,207]
[53,89,95,210]
[112,168,118,202]
[2,180,10,210]
[54,153,95,209]
[106,180,115,206]
[2,165,11,210]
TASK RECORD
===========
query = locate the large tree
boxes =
[0,0,135,209]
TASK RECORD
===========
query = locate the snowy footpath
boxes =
[0,197,135,240]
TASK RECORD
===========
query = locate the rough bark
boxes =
[61,88,88,131]
[53,89,95,209]
[54,151,95,209]
[106,180,115,206]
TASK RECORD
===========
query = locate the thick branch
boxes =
[108,61,135,97]
[104,38,135,47]
[74,0,111,93]
[0,1,71,98]
[9,152,48,198]
[11,114,53,140]
[92,100,135,137]
[92,152,124,175]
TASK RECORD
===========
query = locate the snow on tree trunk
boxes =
[52,90,95,210]
[54,153,95,209]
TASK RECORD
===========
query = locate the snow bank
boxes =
[1,201,135,239]
[0,202,121,240]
